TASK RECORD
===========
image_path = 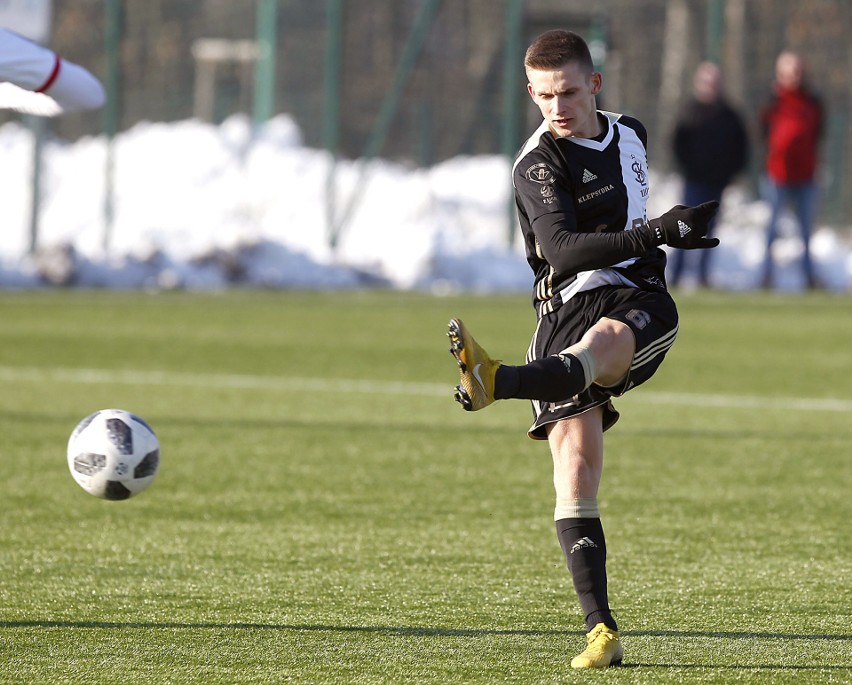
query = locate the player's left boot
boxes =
[447,318,500,411]
[570,623,623,669]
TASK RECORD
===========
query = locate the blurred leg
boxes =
[761,178,784,288]
[693,184,724,287]
[791,182,819,287]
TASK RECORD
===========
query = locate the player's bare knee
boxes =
[580,319,635,386]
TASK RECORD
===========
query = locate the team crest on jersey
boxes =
[631,157,647,186]
[525,162,556,185]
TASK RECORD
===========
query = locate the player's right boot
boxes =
[570,623,623,669]
[447,318,500,411]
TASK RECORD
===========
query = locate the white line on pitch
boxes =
[618,391,852,413]
[0,366,445,397]
[1,365,851,413]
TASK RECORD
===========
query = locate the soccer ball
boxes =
[67,409,160,500]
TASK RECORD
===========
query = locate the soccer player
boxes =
[446,30,719,669]
[0,27,105,115]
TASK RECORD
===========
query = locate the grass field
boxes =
[0,289,849,684]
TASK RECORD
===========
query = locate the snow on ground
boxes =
[1,114,849,292]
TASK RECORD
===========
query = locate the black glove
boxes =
[646,201,720,249]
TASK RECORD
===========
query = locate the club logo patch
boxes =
[525,162,556,185]
[631,156,647,186]
[625,309,652,329]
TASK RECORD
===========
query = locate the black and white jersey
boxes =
[513,111,667,317]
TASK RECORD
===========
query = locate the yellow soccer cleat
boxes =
[447,318,501,411]
[570,623,623,669]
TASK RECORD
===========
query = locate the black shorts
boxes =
[526,286,679,440]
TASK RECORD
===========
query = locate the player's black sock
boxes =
[556,517,618,632]
[494,354,587,401]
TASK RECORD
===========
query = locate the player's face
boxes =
[527,61,602,139]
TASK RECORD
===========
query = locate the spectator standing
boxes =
[669,62,748,288]
[759,51,824,290]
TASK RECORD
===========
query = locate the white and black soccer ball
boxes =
[67,409,160,500]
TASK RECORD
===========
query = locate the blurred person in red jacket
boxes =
[669,62,749,288]
[759,51,824,289]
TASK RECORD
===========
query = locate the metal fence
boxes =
[4,0,851,227]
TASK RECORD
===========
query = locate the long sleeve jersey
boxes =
[512,111,666,317]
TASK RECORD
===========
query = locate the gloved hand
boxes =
[646,201,720,249]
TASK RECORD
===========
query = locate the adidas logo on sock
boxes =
[677,219,691,237]
[570,537,598,553]
[582,168,598,183]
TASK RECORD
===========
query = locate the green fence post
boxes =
[103,0,122,255]
[501,0,524,246]
[706,0,724,63]
[323,0,344,242]
[824,111,847,226]
[253,0,278,127]
[26,115,45,255]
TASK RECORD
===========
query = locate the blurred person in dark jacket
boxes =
[759,51,824,289]
[669,62,748,288]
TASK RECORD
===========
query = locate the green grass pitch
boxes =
[0,289,849,684]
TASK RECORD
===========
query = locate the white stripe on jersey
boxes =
[558,269,637,307]
[512,120,550,185]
